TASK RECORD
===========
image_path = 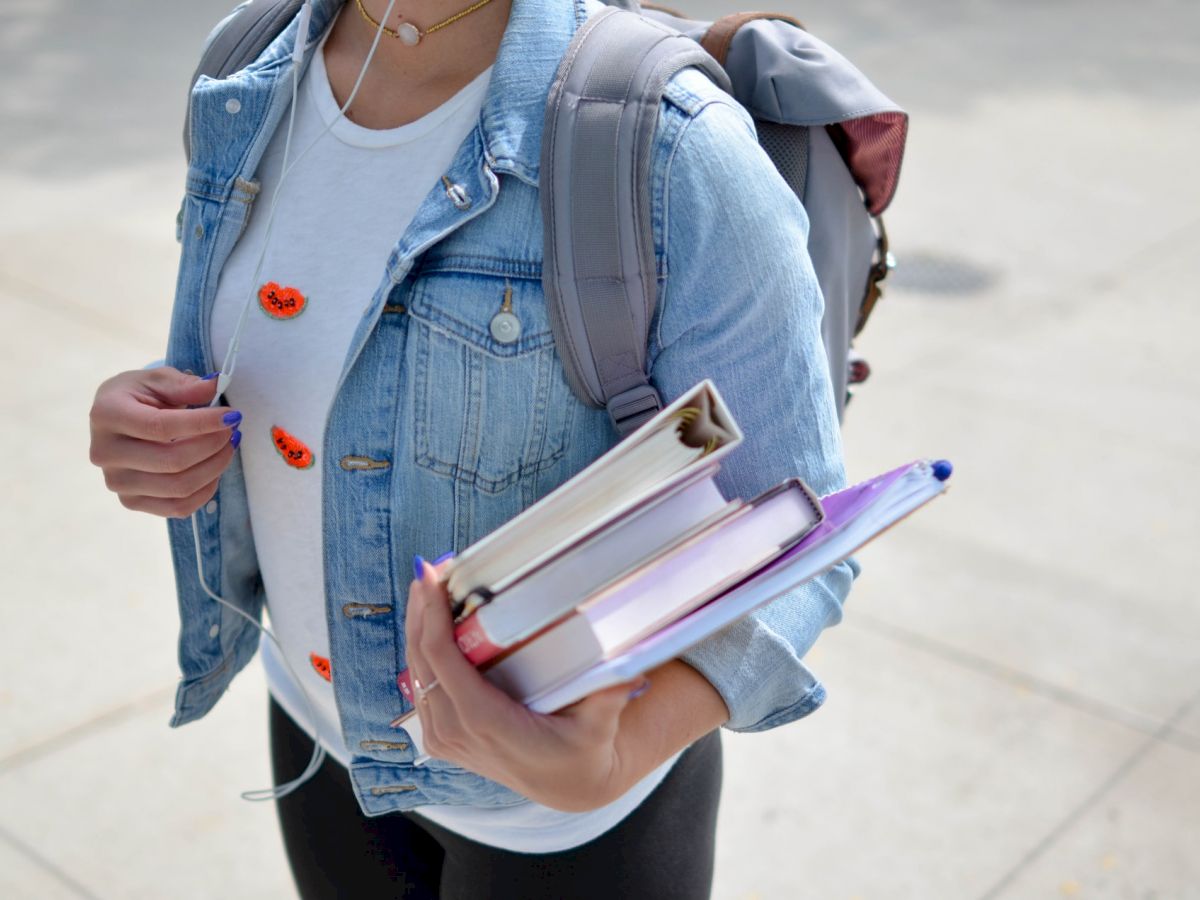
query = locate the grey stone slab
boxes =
[0,665,294,900]
[991,740,1200,900]
[1171,703,1200,747]
[835,236,1200,727]
[0,0,236,177]
[0,834,91,900]
[0,290,191,761]
[0,170,183,354]
[711,624,1146,900]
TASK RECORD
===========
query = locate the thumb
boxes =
[144,367,222,409]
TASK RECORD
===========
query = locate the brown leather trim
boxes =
[699,12,806,67]
[855,217,890,336]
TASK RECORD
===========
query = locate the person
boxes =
[87,0,855,895]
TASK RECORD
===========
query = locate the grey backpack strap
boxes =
[541,7,731,438]
[184,0,302,162]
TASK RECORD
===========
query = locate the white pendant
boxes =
[397,22,421,45]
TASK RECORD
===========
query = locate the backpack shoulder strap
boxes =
[184,0,303,163]
[541,7,730,438]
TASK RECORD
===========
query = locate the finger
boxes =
[95,427,237,474]
[141,366,223,408]
[404,569,450,749]
[119,475,221,519]
[92,384,240,443]
[412,559,508,720]
[105,439,236,499]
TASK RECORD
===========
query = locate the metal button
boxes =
[441,175,471,210]
[225,98,242,114]
[209,624,220,639]
[489,311,521,343]
[490,283,521,344]
[360,739,410,752]
[370,784,418,796]
[193,224,204,239]
[205,500,218,515]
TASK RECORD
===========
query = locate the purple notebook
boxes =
[526,458,952,713]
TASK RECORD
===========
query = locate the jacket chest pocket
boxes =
[406,267,576,495]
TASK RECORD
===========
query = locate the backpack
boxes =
[186,0,907,436]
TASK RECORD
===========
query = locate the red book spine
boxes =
[397,669,415,703]
[454,614,505,666]
[395,616,505,702]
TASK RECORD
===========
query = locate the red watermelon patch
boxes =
[310,652,332,682]
[272,426,315,469]
[259,282,307,319]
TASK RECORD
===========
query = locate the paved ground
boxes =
[2,1,1198,897]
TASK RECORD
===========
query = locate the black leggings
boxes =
[269,698,723,899]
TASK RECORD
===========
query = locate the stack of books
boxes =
[395,379,951,718]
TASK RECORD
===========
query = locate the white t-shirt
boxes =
[210,39,675,853]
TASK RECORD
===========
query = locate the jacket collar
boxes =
[479,0,588,185]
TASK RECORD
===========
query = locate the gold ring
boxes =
[414,677,440,702]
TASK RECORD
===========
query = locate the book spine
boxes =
[397,670,414,703]
[455,615,506,665]
[395,618,504,701]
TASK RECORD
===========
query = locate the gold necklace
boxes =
[354,0,498,46]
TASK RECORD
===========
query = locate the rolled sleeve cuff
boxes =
[680,614,827,733]
[679,559,855,732]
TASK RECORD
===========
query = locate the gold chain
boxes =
[354,0,498,41]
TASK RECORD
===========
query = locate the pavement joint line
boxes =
[849,613,1192,749]
[0,270,160,349]
[0,684,176,778]
[0,823,104,900]
[1084,215,1200,291]
[976,685,1200,900]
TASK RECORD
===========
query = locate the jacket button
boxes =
[209,624,220,639]
[225,98,242,114]
[204,500,218,515]
[490,311,521,344]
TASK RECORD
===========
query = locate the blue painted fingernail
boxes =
[230,429,242,450]
[222,410,242,427]
[628,678,651,700]
[201,371,220,381]
[413,555,426,580]
[433,551,456,565]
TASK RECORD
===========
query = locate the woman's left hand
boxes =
[404,558,645,813]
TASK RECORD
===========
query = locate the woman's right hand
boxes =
[89,367,242,518]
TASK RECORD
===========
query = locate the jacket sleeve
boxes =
[648,93,858,733]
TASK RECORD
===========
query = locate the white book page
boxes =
[447,380,742,601]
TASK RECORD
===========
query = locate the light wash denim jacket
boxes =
[165,0,856,815]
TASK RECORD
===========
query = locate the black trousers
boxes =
[269,698,723,899]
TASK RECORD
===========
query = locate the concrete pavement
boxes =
[2,1,1198,897]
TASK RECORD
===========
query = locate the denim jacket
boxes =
[165,0,856,815]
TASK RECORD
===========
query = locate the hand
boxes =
[405,558,644,813]
[89,367,242,518]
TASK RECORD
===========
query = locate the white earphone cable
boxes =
[195,0,401,802]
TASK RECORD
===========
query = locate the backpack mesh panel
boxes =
[754,119,810,199]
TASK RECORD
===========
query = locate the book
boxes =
[521,458,952,713]
[445,380,742,615]
[389,372,951,720]
[479,478,824,699]
[396,475,824,709]
[454,470,736,665]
